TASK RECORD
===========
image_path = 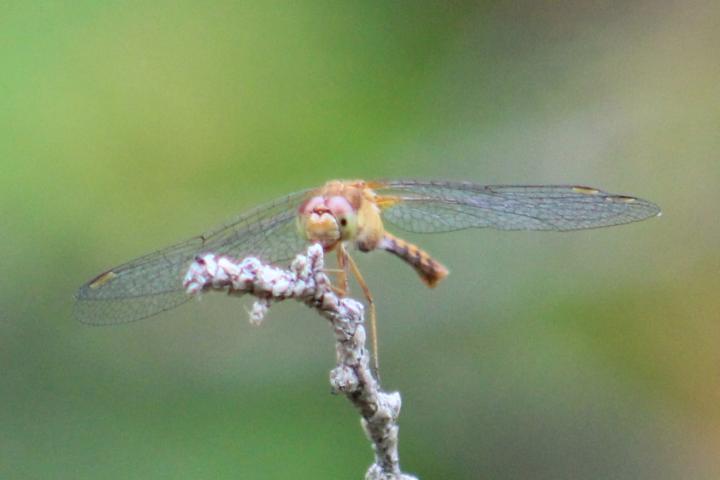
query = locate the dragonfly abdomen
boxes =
[380,233,448,288]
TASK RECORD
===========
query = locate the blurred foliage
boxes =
[2,1,719,479]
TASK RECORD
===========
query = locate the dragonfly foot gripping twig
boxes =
[183,244,417,480]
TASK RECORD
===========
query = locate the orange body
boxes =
[297,180,448,288]
[380,232,448,287]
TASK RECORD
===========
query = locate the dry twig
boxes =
[183,244,417,480]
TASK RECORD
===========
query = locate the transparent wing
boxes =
[75,190,311,325]
[374,180,660,232]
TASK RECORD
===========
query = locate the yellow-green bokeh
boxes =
[3,1,719,478]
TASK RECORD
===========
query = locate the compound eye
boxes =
[300,196,325,215]
[325,196,357,237]
[326,196,353,215]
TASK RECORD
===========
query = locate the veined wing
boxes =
[75,190,311,325]
[374,180,661,233]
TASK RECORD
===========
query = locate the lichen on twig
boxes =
[183,244,417,480]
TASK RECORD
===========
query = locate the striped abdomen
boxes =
[379,233,449,288]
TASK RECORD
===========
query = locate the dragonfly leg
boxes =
[329,283,347,297]
[342,245,380,378]
[335,246,350,295]
[322,268,345,274]
[322,268,348,296]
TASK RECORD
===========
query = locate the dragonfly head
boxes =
[298,194,359,250]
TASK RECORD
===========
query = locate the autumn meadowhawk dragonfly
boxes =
[75,180,660,327]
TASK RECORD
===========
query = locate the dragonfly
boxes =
[76,179,660,366]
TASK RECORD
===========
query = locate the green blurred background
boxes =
[2,1,719,478]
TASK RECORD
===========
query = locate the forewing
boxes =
[75,190,311,325]
[376,180,660,232]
